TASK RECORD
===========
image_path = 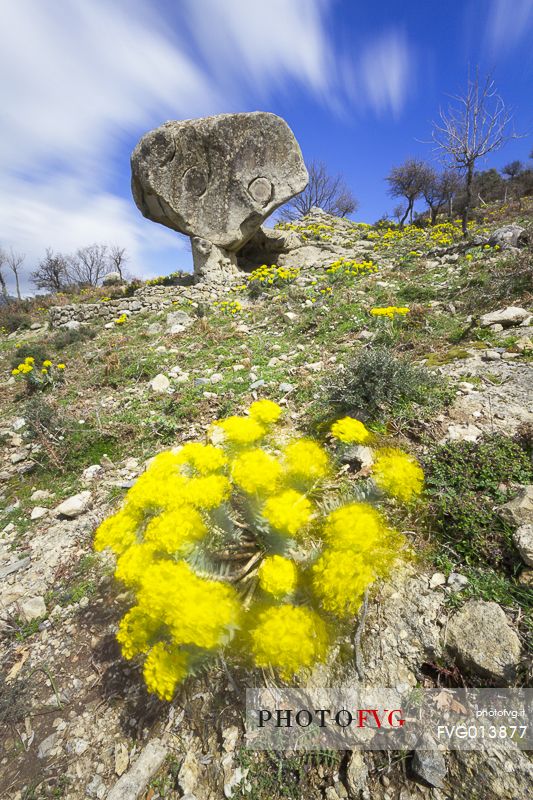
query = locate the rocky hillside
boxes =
[0,200,532,800]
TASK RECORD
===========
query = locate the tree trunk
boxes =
[462,165,473,237]
[14,272,21,300]
[430,205,438,225]
[400,200,412,229]
[0,272,7,298]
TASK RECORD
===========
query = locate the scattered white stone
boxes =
[305,361,323,372]
[447,572,469,592]
[106,739,168,800]
[166,310,192,328]
[114,742,130,777]
[72,738,89,755]
[429,572,447,589]
[210,372,223,384]
[344,751,368,797]
[498,486,533,527]
[444,423,483,443]
[149,373,171,393]
[479,306,530,328]
[12,417,26,431]
[513,524,533,567]
[37,732,57,759]
[279,382,295,393]
[82,464,104,482]
[30,506,49,521]
[411,746,446,789]
[515,336,533,352]
[284,311,298,322]
[169,324,187,334]
[481,349,501,361]
[31,489,52,502]
[55,491,92,519]
[20,595,46,622]
[86,773,106,799]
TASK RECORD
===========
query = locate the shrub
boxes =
[10,343,51,369]
[0,304,32,333]
[52,326,96,349]
[93,403,423,699]
[425,434,533,571]
[325,346,445,422]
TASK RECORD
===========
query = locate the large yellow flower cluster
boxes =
[370,306,410,319]
[326,258,378,277]
[246,264,300,287]
[94,406,423,699]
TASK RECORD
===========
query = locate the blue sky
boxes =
[1,0,532,292]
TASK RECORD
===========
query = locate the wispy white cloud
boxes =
[0,0,415,292]
[180,0,333,99]
[0,0,220,176]
[484,0,533,53]
[342,30,415,118]
[0,173,187,294]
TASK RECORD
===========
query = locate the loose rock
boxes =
[55,491,92,518]
[513,524,533,566]
[446,600,521,681]
[106,739,168,800]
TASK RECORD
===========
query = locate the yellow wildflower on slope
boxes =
[373,448,424,502]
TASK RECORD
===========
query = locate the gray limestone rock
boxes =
[479,306,530,328]
[131,112,308,282]
[102,271,123,286]
[488,223,528,249]
[411,747,447,789]
[498,485,533,527]
[446,600,521,681]
[106,739,168,800]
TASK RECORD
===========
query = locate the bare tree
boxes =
[501,160,523,179]
[68,243,108,286]
[108,245,127,280]
[0,246,8,299]
[282,160,358,219]
[419,167,463,224]
[392,204,406,224]
[6,249,25,300]
[386,158,427,227]
[31,248,70,293]
[431,70,516,235]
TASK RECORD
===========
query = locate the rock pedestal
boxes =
[131,112,308,283]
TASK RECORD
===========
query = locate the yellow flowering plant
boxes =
[11,356,66,391]
[370,306,410,319]
[94,403,423,698]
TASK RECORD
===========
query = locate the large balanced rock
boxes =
[131,112,308,283]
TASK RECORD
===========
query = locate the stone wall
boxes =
[48,280,242,328]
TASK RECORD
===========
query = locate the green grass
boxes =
[234,750,341,800]
[425,434,533,618]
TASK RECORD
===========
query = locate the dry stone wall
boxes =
[47,280,241,328]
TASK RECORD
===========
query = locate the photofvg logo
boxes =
[257,706,405,730]
[245,689,532,751]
